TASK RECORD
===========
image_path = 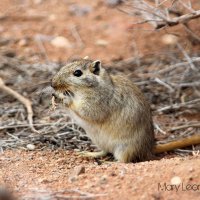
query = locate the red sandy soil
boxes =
[0,151,200,200]
[0,0,199,63]
[0,1,200,200]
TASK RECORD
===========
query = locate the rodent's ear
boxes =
[90,60,101,75]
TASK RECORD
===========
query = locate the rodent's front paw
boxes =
[63,97,72,106]
[52,91,72,107]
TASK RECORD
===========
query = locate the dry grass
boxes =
[0,47,200,155]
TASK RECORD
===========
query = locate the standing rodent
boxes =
[51,58,200,163]
[51,58,154,162]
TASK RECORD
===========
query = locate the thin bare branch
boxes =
[170,123,200,131]
[155,10,200,29]
[130,0,200,29]
[0,77,38,133]
[157,98,200,113]
[176,43,197,71]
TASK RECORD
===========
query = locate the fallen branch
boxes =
[156,57,200,75]
[170,81,200,88]
[0,15,46,21]
[156,98,200,113]
[54,189,106,199]
[183,24,200,43]
[0,77,38,133]
[170,123,200,131]
[176,43,197,71]
[156,10,200,29]
[129,0,200,29]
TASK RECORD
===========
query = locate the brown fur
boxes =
[51,59,155,163]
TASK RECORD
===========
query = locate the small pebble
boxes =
[95,39,109,46]
[189,177,193,181]
[0,38,11,46]
[73,165,85,176]
[110,171,117,176]
[119,168,126,177]
[69,5,92,16]
[3,50,16,58]
[26,144,36,151]
[161,34,178,45]
[99,175,108,184]
[51,36,72,48]
[68,176,78,183]
[170,176,182,185]
[33,0,43,4]
[18,39,28,47]
[189,167,194,172]
[48,14,57,21]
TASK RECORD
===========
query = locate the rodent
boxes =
[51,58,200,163]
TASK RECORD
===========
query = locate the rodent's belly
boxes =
[68,110,114,153]
[68,110,95,133]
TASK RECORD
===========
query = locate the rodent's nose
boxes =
[51,76,60,89]
[51,79,56,88]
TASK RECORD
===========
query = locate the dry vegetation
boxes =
[0,0,200,199]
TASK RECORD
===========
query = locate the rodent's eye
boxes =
[73,70,83,77]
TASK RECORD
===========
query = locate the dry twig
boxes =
[70,25,84,48]
[155,10,200,29]
[54,189,106,199]
[0,77,38,133]
[170,123,200,131]
[128,0,200,29]
[156,99,200,113]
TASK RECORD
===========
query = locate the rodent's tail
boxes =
[153,134,200,154]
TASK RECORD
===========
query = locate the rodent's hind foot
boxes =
[77,151,107,158]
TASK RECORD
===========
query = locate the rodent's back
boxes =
[107,74,155,161]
